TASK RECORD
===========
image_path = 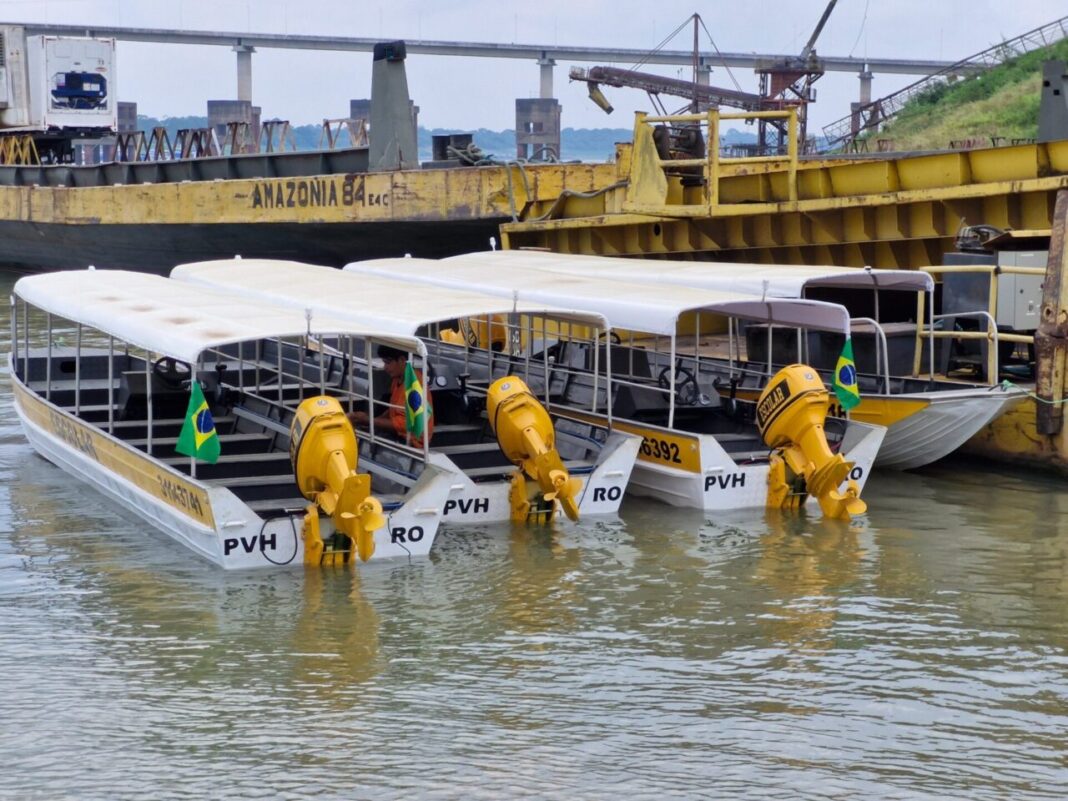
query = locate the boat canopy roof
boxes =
[444,250,935,296]
[171,258,610,333]
[13,269,414,364]
[343,257,853,337]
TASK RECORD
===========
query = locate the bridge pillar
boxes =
[538,56,556,99]
[234,45,255,103]
[697,58,713,86]
[858,67,873,105]
[516,98,561,162]
[849,66,874,137]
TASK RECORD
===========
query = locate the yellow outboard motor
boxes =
[756,365,867,520]
[486,376,582,523]
[290,396,387,565]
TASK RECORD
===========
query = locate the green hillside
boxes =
[861,38,1068,150]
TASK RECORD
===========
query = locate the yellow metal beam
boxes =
[503,182,1063,269]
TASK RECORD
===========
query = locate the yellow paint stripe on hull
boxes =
[0,162,619,226]
[12,380,216,529]
[557,410,702,474]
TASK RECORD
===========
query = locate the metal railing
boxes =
[629,107,800,214]
[916,264,1041,386]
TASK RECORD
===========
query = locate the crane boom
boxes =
[569,65,780,113]
[799,0,838,63]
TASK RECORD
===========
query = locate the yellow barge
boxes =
[502,109,1068,269]
[0,152,617,273]
[502,110,1068,474]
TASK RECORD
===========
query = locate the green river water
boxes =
[1,269,1066,800]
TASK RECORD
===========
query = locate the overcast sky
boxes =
[1,0,1062,134]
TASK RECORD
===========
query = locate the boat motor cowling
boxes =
[290,396,386,564]
[756,365,866,520]
[486,376,581,522]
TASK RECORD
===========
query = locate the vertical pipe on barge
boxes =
[1036,190,1068,435]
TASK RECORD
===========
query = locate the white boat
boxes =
[9,269,457,569]
[170,258,642,526]
[434,251,1025,470]
[342,257,887,515]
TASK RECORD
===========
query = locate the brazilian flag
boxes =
[176,382,221,463]
[404,361,431,440]
[833,338,861,411]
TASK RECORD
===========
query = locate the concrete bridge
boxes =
[13,22,961,104]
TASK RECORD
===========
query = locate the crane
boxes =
[569,3,838,155]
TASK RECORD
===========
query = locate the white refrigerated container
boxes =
[0,26,116,132]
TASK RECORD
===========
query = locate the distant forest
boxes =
[136,115,757,162]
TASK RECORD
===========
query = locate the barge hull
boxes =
[0,218,506,272]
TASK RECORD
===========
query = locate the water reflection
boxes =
[3,267,1068,798]
[751,511,866,652]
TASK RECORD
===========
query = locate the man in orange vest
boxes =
[348,345,433,448]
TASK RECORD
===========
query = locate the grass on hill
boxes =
[860,38,1068,151]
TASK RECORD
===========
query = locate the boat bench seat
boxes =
[434,442,500,455]
[231,404,290,436]
[124,432,275,453]
[31,377,118,392]
[59,402,117,415]
[104,414,235,431]
[358,457,419,488]
[424,422,487,446]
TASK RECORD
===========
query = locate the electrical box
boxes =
[995,251,1045,331]
[0,26,116,132]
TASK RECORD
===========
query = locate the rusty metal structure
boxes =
[1035,191,1068,436]
[319,117,369,150]
[569,5,837,154]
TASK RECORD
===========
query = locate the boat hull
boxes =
[10,372,453,569]
[430,428,642,526]
[862,388,1024,469]
[560,412,885,512]
[727,383,1022,470]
